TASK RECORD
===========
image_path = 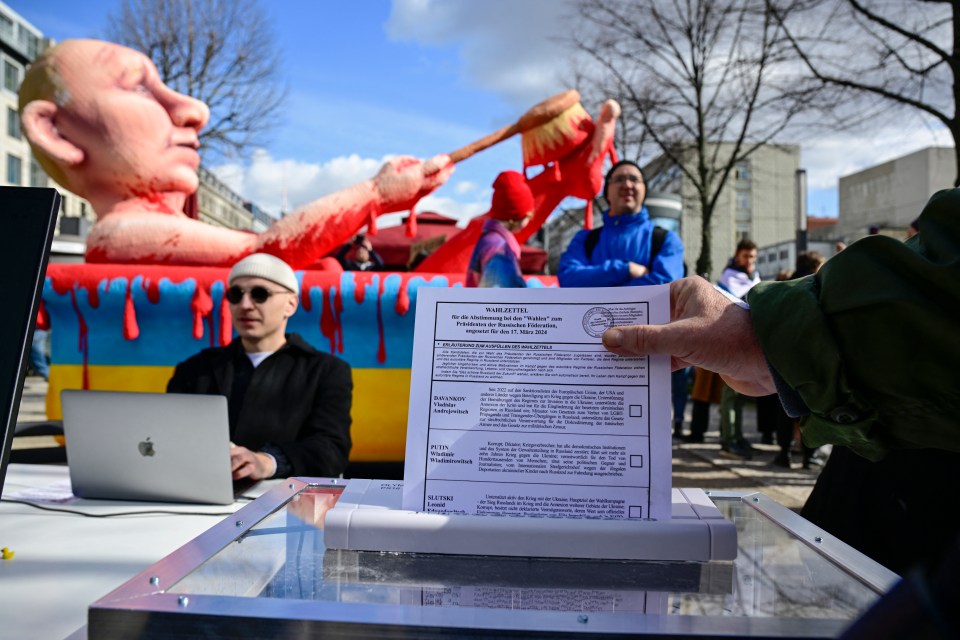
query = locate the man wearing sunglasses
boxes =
[168,253,352,481]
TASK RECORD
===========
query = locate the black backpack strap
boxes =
[586,225,667,267]
[649,226,667,267]
[584,227,602,261]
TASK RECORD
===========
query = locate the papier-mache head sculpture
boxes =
[20,39,209,216]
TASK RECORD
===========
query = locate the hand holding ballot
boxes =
[601,276,775,397]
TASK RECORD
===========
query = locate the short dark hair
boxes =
[794,250,825,277]
[602,160,646,202]
[735,238,757,253]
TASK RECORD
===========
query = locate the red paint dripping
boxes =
[405,208,417,238]
[333,286,344,354]
[395,275,411,316]
[69,289,90,390]
[320,287,336,354]
[367,208,378,235]
[353,274,366,305]
[87,282,101,309]
[36,301,49,331]
[219,295,232,346]
[190,285,213,341]
[123,279,139,341]
[376,275,387,364]
[144,277,161,304]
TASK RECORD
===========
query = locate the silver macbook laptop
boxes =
[62,390,241,505]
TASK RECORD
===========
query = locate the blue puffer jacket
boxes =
[557,206,685,287]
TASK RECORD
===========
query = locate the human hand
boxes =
[230,443,276,481]
[628,261,648,279]
[601,276,775,396]
[374,153,455,213]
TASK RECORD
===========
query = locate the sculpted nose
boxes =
[165,89,210,132]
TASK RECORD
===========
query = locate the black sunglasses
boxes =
[225,285,288,304]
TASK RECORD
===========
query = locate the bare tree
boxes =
[571,0,828,277]
[770,0,960,185]
[106,0,287,161]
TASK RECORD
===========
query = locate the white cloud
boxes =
[454,180,477,195]
[211,150,381,216]
[209,149,491,226]
[386,0,576,107]
[801,119,950,191]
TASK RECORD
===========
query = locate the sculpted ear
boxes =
[20,100,84,166]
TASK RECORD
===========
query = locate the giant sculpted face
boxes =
[20,39,209,206]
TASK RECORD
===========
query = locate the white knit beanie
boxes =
[228,253,299,296]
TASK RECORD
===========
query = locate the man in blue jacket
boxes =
[558,160,684,287]
[558,159,687,436]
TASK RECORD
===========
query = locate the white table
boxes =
[0,464,267,640]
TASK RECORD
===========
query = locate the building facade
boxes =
[836,146,955,243]
[645,143,800,279]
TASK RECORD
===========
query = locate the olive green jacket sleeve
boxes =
[748,188,960,461]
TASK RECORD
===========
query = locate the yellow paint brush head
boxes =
[521,94,592,167]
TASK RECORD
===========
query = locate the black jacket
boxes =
[167,333,352,477]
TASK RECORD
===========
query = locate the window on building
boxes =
[7,106,20,139]
[646,164,682,194]
[735,189,751,212]
[7,153,21,185]
[29,157,46,188]
[24,32,40,59]
[80,201,87,217]
[3,58,19,92]
[0,13,13,42]
[736,222,750,239]
[779,249,789,260]
[61,194,68,214]
[735,160,751,183]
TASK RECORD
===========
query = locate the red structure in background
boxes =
[343,211,547,274]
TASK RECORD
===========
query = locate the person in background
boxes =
[337,235,383,271]
[557,160,684,287]
[715,239,761,460]
[465,170,534,288]
[28,327,50,381]
[168,253,352,480]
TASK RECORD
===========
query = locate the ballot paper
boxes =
[402,285,672,521]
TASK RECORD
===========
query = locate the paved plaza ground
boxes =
[14,377,821,511]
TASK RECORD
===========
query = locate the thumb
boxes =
[602,323,685,358]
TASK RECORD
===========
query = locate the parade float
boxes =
[22,39,620,464]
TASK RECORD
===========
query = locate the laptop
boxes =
[62,390,246,505]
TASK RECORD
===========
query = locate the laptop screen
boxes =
[0,187,60,496]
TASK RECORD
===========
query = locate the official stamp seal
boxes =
[582,306,615,338]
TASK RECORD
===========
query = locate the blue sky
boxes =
[12,0,953,222]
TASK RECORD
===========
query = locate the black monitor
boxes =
[0,187,59,495]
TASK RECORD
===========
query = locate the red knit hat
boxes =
[490,170,534,221]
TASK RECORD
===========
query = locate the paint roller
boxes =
[449,89,593,167]
[404,90,593,237]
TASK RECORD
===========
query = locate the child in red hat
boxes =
[466,171,534,287]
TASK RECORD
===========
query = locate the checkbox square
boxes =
[628,404,643,418]
[628,506,643,518]
[630,455,643,468]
